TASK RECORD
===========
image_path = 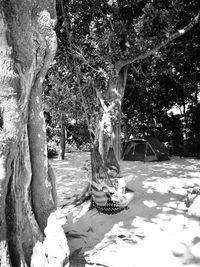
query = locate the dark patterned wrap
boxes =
[90,146,128,215]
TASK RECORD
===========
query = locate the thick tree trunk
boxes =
[98,66,128,161]
[0,0,68,265]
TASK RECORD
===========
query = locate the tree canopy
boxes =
[44,0,200,157]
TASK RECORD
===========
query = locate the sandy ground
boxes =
[50,152,200,267]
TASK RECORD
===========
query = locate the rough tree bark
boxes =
[96,65,128,162]
[58,115,66,160]
[0,0,68,266]
[107,66,129,160]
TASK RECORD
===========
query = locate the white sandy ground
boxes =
[50,152,200,267]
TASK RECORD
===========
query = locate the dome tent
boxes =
[122,136,170,162]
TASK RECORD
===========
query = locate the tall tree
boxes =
[0,0,68,265]
[57,0,200,160]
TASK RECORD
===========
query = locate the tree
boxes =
[56,0,200,161]
[53,1,200,220]
[122,0,200,155]
[0,0,68,265]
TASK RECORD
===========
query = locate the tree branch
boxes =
[72,47,100,73]
[60,0,94,144]
[115,12,200,72]
[95,89,108,113]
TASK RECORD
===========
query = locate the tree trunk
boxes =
[0,1,68,265]
[98,66,128,161]
[58,116,66,160]
[182,102,189,156]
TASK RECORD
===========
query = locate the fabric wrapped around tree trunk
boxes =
[90,146,128,214]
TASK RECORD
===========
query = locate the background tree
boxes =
[122,0,200,157]
[43,67,83,159]
[0,0,68,265]
[53,0,200,161]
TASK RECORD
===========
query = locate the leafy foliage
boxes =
[44,0,200,156]
[120,0,200,156]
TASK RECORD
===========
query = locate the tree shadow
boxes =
[54,155,200,267]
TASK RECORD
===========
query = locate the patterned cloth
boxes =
[90,146,128,215]
[92,195,128,215]
[91,182,108,206]
[90,178,128,215]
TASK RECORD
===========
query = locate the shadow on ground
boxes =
[50,154,200,267]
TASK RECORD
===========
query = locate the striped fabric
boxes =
[90,146,128,215]
[91,181,108,206]
[90,180,128,214]
[92,196,128,215]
